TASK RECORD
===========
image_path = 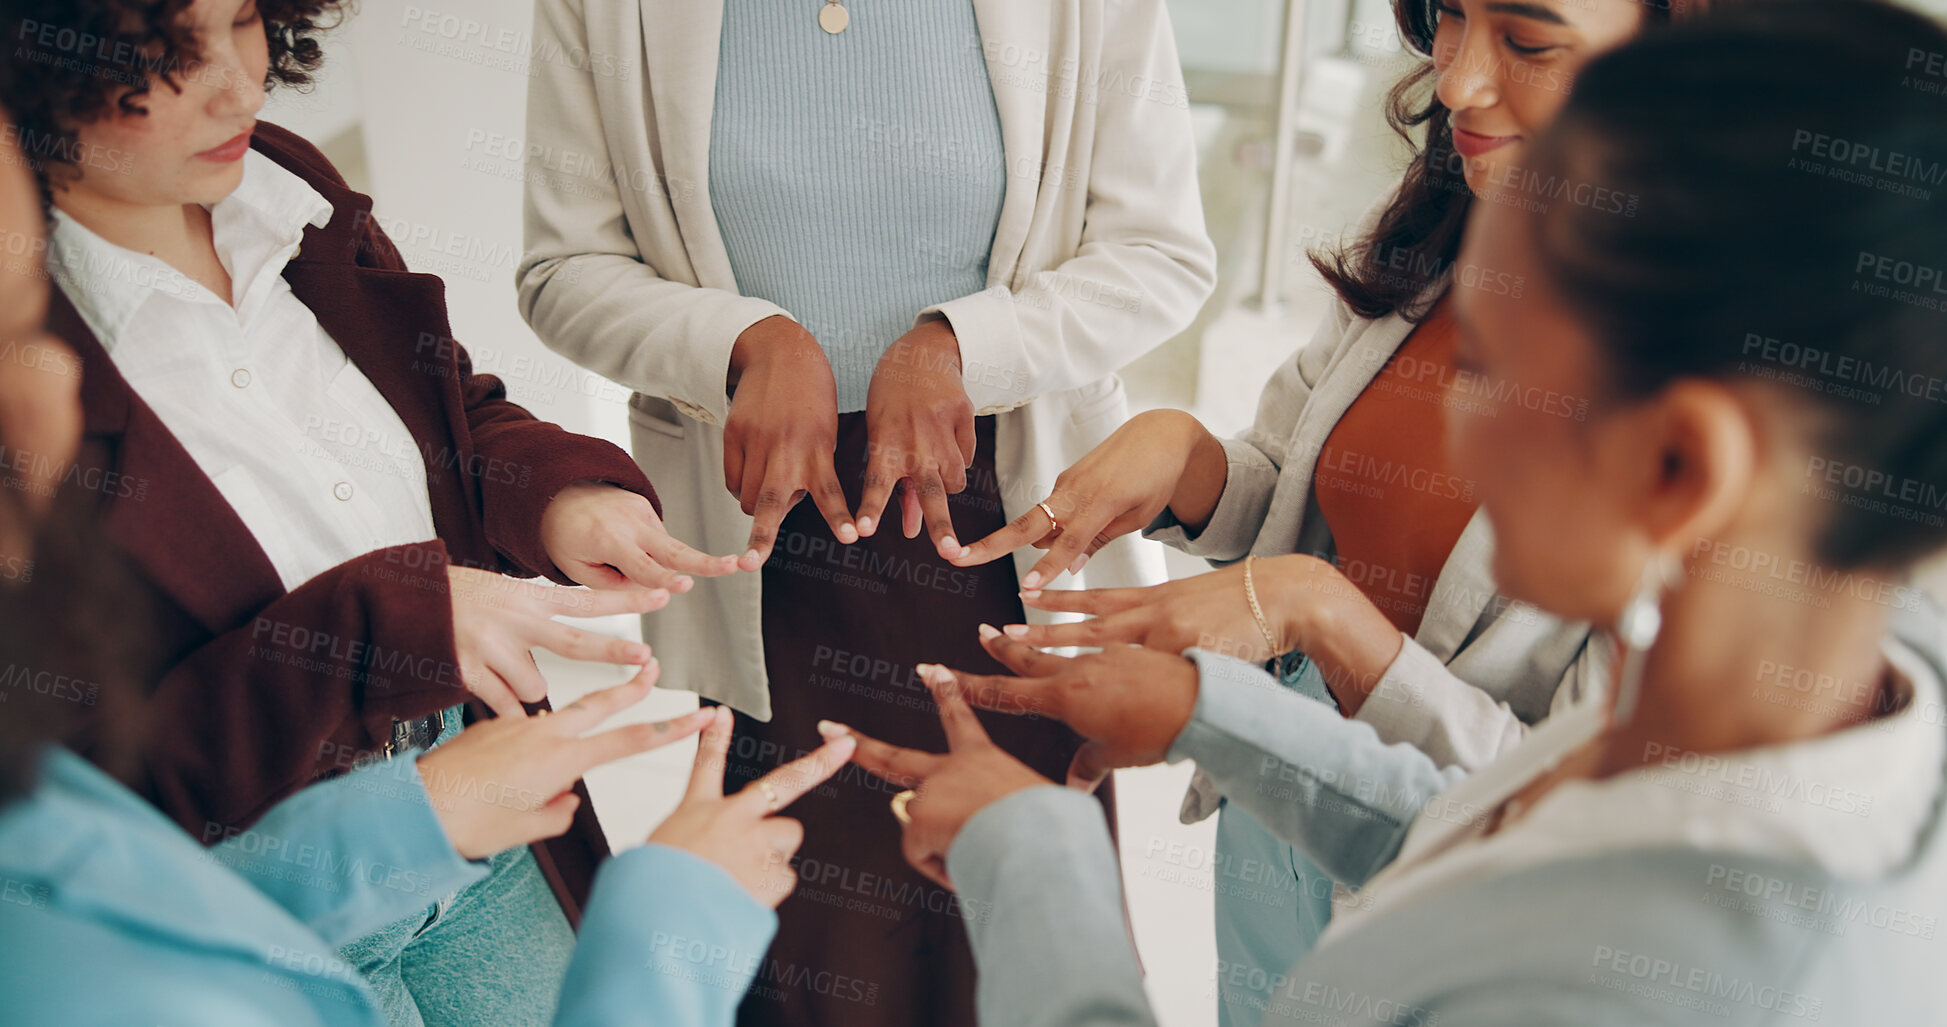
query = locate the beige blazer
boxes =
[1148,203,1606,820]
[517,0,1218,718]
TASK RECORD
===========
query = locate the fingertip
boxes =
[816,718,848,740]
[857,515,876,536]
[1019,589,1042,602]
[1021,570,1043,591]
[1069,553,1091,575]
[673,576,695,592]
[1002,624,1029,639]
[838,523,859,544]
[976,623,1000,641]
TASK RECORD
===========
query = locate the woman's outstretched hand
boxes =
[723,315,859,569]
[419,663,713,861]
[857,319,977,559]
[999,554,1360,665]
[936,629,1202,792]
[445,565,667,719]
[648,706,854,908]
[832,669,1051,890]
[948,410,1226,590]
[541,480,742,591]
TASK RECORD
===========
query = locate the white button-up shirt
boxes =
[49,150,437,591]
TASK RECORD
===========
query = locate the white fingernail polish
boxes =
[977,623,1000,640]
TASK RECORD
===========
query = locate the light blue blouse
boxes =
[709,0,1007,412]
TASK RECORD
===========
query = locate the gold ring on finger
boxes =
[890,789,917,825]
[1037,501,1061,536]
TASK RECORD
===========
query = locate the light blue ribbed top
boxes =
[709,0,1007,413]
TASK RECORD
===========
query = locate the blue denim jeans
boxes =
[338,707,575,1027]
[1214,655,1337,1027]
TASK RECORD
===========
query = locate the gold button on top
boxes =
[818,2,849,34]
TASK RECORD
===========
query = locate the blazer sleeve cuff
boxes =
[1142,436,1280,563]
[554,843,779,1026]
[922,291,1036,415]
[1350,636,1529,770]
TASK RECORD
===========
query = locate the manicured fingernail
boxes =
[816,719,848,738]
[838,523,858,543]
[1022,571,1043,590]
[649,589,670,602]
[858,516,875,533]
[1003,624,1029,638]
[941,536,960,555]
[1069,553,1090,574]
[1019,589,1042,601]
[743,549,761,566]
[977,623,1001,641]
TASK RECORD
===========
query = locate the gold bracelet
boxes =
[1243,555,1283,656]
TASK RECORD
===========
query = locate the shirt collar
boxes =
[1523,636,1944,882]
[47,148,333,351]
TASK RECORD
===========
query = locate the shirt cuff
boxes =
[1349,634,1448,743]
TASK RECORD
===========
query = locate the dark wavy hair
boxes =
[1528,0,1947,570]
[0,0,347,202]
[1310,0,1683,321]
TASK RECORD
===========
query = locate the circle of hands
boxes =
[452,320,1366,900]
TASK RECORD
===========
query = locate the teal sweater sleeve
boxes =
[1169,649,1469,889]
[204,753,488,947]
[553,843,779,1027]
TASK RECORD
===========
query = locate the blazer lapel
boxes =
[641,0,738,291]
[971,0,1053,290]
[279,177,478,524]
[59,293,285,634]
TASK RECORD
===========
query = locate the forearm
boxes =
[1164,412,1229,535]
[1170,650,1466,888]
[948,787,1158,1027]
[207,757,486,947]
[144,544,468,833]
[554,844,778,1027]
[1276,562,1409,717]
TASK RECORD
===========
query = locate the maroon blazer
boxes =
[48,123,657,926]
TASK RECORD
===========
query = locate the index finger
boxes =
[854,448,900,538]
[685,706,736,801]
[951,504,1056,568]
[532,584,669,620]
[736,733,857,814]
[834,722,945,790]
[640,528,743,579]
[926,667,1059,721]
[976,627,1079,678]
[918,665,994,751]
[550,660,659,732]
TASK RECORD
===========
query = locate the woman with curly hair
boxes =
[0,0,745,1022]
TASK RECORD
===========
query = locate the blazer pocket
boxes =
[628,393,687,439]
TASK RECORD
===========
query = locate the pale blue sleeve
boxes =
[948,786,1159,1027]
[553,843,779,1027]
[205,754,488,946]
[1171,649,1468,888]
